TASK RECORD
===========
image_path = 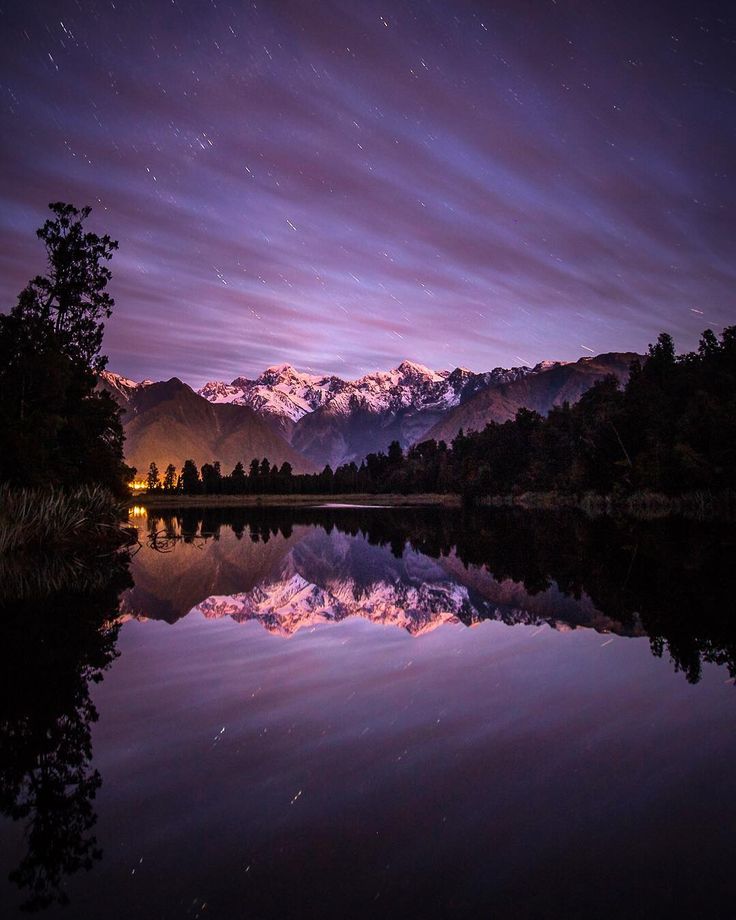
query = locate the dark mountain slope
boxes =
[425,353,641,444]
[290,365,530,468]
[99,376,315,475]
[290,401,454,470]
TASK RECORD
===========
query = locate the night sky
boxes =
[1,0,734,386]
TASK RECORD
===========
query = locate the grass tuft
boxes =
[0,484,130,555]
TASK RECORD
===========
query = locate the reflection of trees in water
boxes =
[445,511,736,685]
[145,508,291,551]
[148,506,736,684]
[0,554,131,911]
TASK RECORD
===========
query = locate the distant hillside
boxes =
[98,374,315,475]
[425,353,641,444]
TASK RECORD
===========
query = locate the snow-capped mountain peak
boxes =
[196,364,349,425]
[99,370,140,390]
[394,359,446,383]
[196,360,533,428]
[258,363,320,387]
[197,380,243,404]
[531,359,572,373]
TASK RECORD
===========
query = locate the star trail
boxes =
[0,0,734,385]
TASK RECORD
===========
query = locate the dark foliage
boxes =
[447,328,736,499]
[0,203,132,496]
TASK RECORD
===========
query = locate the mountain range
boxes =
[101,351,641,474]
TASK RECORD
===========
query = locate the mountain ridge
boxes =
[98,373,316,476]
[425,351,641,445]
[196,359,531,431]
[102,349,643,471]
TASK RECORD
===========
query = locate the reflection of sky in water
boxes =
[82,610,736,918]
[2,513,736,917]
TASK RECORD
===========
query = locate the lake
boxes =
[1,506,735,918]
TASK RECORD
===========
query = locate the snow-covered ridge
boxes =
[98,370,153,401]
[187,566,623,639]
[531,359,573,373]
[197,364,349,423]
[100,357,578,430]
[196,360,531,424]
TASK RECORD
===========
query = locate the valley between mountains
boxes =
[100,352,639,475]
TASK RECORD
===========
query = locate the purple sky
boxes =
[1,0,734,387]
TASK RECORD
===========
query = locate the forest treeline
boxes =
[147,328,736,500]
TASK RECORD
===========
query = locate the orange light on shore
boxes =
[129,480,148,491]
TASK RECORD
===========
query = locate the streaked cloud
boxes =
[1,0,734,385]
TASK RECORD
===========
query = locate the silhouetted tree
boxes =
[180,460,200,494]
[0,203,130,495]
[163,463,177,492]
[146,462,160,491]
[16,203,118,370]
[229,461,247,494]
[388,440,403,465]
[0,549,131,911]
[201,461,223,494]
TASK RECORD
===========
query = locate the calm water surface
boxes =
[1,507,735,918]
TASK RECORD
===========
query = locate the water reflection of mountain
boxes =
[124,506,736,684]
[124,518,304,623]
[126,508,638,639]
[190,527,636,638]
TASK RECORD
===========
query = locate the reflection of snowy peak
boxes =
[192,571,472,636]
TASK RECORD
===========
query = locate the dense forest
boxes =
[147,327,736,500]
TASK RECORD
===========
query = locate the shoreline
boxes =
[137,492,462,508]
[133,488,736,519]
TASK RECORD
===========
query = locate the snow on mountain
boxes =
[101,356,611,470]
[197,360,532,427]
[197,364,349,424]
[197,380,243,404]
[531,359,572,373]
[105,356,602,435]
[98,370,153,402]
[453,365,533,404]
[188,561,625,640]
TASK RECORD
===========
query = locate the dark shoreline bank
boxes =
[135,489,736,519]
[137,492,461,508]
